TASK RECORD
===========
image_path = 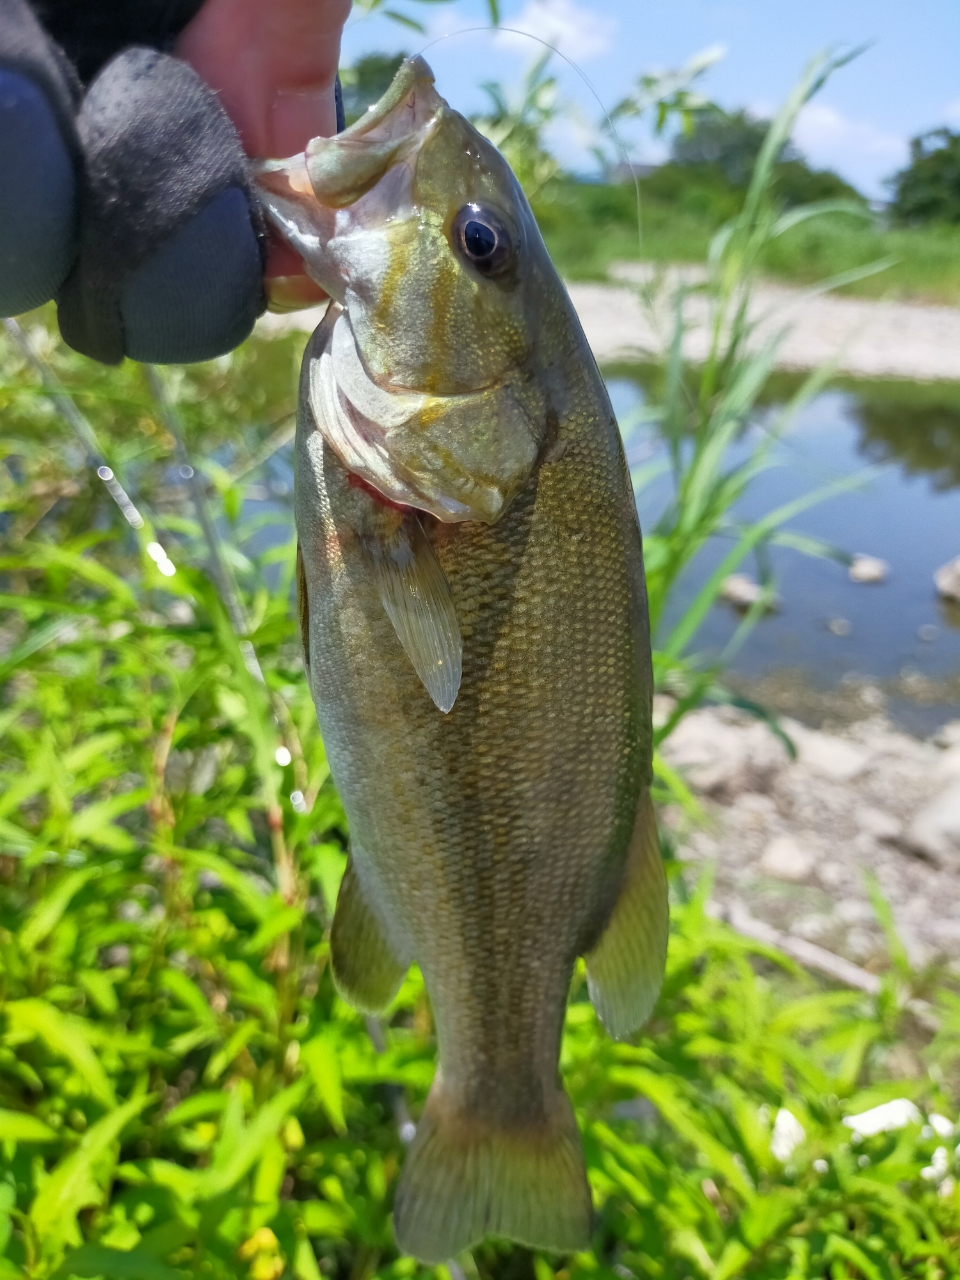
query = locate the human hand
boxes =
[0,0,348,364]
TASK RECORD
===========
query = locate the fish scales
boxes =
[262,54,667,1263]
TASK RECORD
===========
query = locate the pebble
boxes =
[793,913,832,942]
[659,706,960,969]
[904,783,960,871]
[836,899,876,926]
[662,708,789,796]
[934,557,960,603]
[827,616,852,636]
[720,574,778,611]
[854,805,902,842]
[849,554,889,584]
[758,834,815,881]
[789,723,871,782]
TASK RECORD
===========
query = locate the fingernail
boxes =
[265,275,329,313]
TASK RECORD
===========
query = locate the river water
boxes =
[606,370,960,735]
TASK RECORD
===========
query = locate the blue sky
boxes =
[340,0,960,197]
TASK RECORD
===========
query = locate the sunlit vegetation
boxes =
[1,48,959,1280]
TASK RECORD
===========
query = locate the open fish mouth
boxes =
[254,56,443,302]
[260,54,546,525]
[306,304,536,524]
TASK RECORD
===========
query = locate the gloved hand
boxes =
[0,0,346,364]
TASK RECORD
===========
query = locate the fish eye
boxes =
[452,204,515,276]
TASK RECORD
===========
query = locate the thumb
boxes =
[177,0,351,309]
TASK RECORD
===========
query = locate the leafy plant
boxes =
[619,51,886,751]
[472,52,564,203]
[0,50,959,1280]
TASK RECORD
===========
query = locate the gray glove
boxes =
[0,0,341,363]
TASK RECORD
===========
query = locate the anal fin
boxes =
[366,513,462,714]
[586,790,668,1039]
[330,855,408,1013]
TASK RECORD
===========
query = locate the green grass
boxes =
[1,303,959,1280]
[2,56,960,1279]
[536,180,960,304]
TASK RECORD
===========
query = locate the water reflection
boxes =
[851,381,960,492]
[604,365,960,732]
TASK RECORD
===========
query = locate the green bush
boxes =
[889,130,960,226]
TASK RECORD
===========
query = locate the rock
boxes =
[827,616,852,636]
[934,556,960,603]
[849,554,889,584]
[817,860,846,888]
[846,926,880,964]
[843,1099,921,1137]
[770,1108,806,1161]
[854,805,902,842]
[720,573,777,612]
[788,723,872,782]
[904,783,960,870]
[835,899,875,926]
[934,720,960,749]
[793,913,832,942]
[732,788,778,829]
[167,600,196,625]
[758,834,815,881]
[661,708,789,797]
[652,693,676,729]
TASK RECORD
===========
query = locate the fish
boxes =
[256,56,668,1263]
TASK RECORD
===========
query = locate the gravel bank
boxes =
[660,704,960,972]
[576,263,960,382]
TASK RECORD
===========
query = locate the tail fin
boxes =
[393,1077,591,1263]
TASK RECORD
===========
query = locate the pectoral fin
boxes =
[585,791,668,1039]
[367,515,462,714]
[330,855,408,1013]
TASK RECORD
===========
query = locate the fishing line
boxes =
[415,25,643,258]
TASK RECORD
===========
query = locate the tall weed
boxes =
[0,54,958,1280]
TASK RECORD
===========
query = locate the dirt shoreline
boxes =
[660,703,960,972]
[260,268,960,384]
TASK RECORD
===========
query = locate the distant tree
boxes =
[773,158,863,207]
[665,106,862,209]
[889,129,960,224]
[340,53,408,126]
[671,108,799,186]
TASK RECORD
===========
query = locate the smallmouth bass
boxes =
[257,57,667,1262]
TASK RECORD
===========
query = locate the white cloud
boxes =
[793,102,908,195]
[496,0,617,62]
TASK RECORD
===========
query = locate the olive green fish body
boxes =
[263,56,668,1262]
